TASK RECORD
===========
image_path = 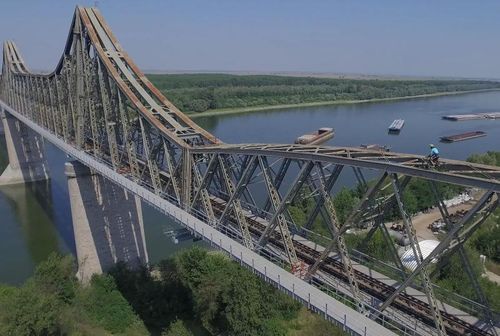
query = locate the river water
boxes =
[1,91,499,284]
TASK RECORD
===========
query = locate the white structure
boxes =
[443,192,472,208]
[401,240,440,271]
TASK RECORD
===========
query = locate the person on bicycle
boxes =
[429,144,439,164]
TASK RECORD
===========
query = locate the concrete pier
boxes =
[65,161,148,283]
[0,110,49,185]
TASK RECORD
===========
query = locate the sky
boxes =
[0,0,499,78]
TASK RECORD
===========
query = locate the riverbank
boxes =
[187,88,500,119]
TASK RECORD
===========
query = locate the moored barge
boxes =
[440,131,486,143]
[442,112,500,121]
[295,127,334,145]
[388,119,405,133]
[360,144,390,152]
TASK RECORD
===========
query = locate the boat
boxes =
[442,114,485,121]
[440,131,486,143]
[164,228,201,244]
[360,144,390,152]
[388,119,405,133]
[442,112,500,121]
[295,127,334,145]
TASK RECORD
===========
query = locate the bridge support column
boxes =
[65,161,148,283]
[0,110,49,185]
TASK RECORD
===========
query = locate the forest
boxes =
[147,73,500,113]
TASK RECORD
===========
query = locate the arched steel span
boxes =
[1,6,499,336]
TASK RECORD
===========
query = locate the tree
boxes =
[334,187,358,225]
[33,253,76,303]
[172,247,302,335]
[222,270,264,335]
[162,319,193,336]
[0,283,62,336]
[76,274,143,334]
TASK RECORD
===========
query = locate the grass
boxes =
[185,319,211,336]
[186,88,500,118]
[486,260,500,276]
[287,307,346,336]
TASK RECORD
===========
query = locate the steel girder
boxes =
[1,7,500,336]
[376,191,498,311]
[389,174,446,336]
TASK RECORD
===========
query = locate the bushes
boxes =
[0,253,148,336]
[173,247,301,335]
[0,249,349,335]
[161,319,193,336]
[468,151,500,166]
[467,152,500,263]
[0,283,63,336]
[32,252,76,303]
[470,214,500,262]
[76,275,143,334]
[435,246,500,311]
[109,262,190,332]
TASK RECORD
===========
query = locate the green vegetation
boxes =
[112,247,345,336]
[0,253,147,335]
[289,179,463,239]
[467,152,500,264]
[147,73,500,114]
[162,320,193,336]
[0,249,346,336]
[434,245,500,311]
[468,151,500,168]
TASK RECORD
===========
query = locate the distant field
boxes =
[147,73,500,114]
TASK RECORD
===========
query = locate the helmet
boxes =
[429,144,434,148]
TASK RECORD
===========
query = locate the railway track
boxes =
[210,199,492,336]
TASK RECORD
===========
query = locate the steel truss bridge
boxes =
[1,7,500,336]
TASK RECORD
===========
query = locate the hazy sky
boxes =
[1,0,499,78]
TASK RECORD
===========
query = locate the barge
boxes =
[440,131,486,143]
[442,112,500,121]
[388,119,405,133]
[360,144,390,152]
[295,127,334,145]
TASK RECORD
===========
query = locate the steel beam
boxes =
[258,156,300,267]
[305,163,366,313]
[217,156,258,228]
[304,165,343,230]
[376,190,496,320]
[388,174,446,336]
[257,161,314,248]
[218,155,254,249]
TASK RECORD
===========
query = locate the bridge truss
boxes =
[1,7,500,336]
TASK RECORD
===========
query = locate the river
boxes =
[1,91,499,284]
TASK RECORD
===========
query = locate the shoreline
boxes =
[187,88,500,119]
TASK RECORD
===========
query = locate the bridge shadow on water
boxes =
[0,180,74,261]
[0,135,76,284]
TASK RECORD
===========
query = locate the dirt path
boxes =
[484,271,500,285]
[411,202,475,241]
[386,201,475,241]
